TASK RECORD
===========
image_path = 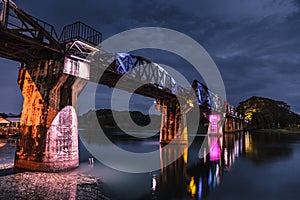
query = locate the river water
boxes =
[0,131,300,200]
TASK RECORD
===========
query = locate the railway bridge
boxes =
[0,0,244,172]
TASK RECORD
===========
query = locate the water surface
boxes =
[1,131,300,199]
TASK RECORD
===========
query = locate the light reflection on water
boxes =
[1,131,300,200]
[76,131,245,200]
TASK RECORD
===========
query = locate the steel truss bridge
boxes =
[0,0,244,172]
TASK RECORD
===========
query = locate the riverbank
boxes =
[0,138,111,200]
[0,170,109,200]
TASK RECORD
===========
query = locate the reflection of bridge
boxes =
[0,0,244,172]
[153,133,245,199]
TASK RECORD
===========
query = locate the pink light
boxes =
[208,114,221,123]
[210,143,221,161]
[209,136,221,161]
[208,114,221,134]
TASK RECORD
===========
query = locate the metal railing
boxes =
[59,21,102,47]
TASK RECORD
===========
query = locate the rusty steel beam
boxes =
[0,0,62,63]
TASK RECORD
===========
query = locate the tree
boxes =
[237,96,300,129]
[0,113,8,118]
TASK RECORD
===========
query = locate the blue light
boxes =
[114,53,180,96]
[198,177,202,199]
[117,53,130,58]
[208,168,212,186]
[116,53,134,74]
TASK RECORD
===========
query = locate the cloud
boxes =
[1,0,300,114]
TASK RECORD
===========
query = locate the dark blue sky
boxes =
[1,0,300,114]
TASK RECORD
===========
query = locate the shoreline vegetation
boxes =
[237,96,300,130]
[78,109,208,134]
[2,96,300,137]
[78,107,300,135]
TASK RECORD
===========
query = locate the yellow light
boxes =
[187,100,194,108]
[183,146,188,164]
[245,132,253,153]
[188,177,197,196]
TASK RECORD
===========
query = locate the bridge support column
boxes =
[207,114,222,135]
[159,99,190,144]
[224,117,244,132]
[233,119,236,131]
[236,121,240,131]
[225,118,229,132]
[225,118,233,132]
[15,59,87,172]
[240,121,243,131]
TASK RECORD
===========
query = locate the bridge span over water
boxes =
[0,0,244,172]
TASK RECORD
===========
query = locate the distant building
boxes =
[0,117,20,136]
[0,117,10,127]
[6,117,20,128]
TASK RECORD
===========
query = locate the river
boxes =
[0,131,300,199]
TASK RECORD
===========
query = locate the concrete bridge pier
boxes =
[15,58,88,172]
[207,113,223,135]
[159,99,191,144]
[224,118,233,132]
[224,117,243,132]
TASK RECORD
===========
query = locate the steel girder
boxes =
[0,0,62,62]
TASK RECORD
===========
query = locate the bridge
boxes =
[0,0,244,172]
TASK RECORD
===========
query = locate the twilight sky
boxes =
[1,0,300,114]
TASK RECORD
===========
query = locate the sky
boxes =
[0,0,300,114]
